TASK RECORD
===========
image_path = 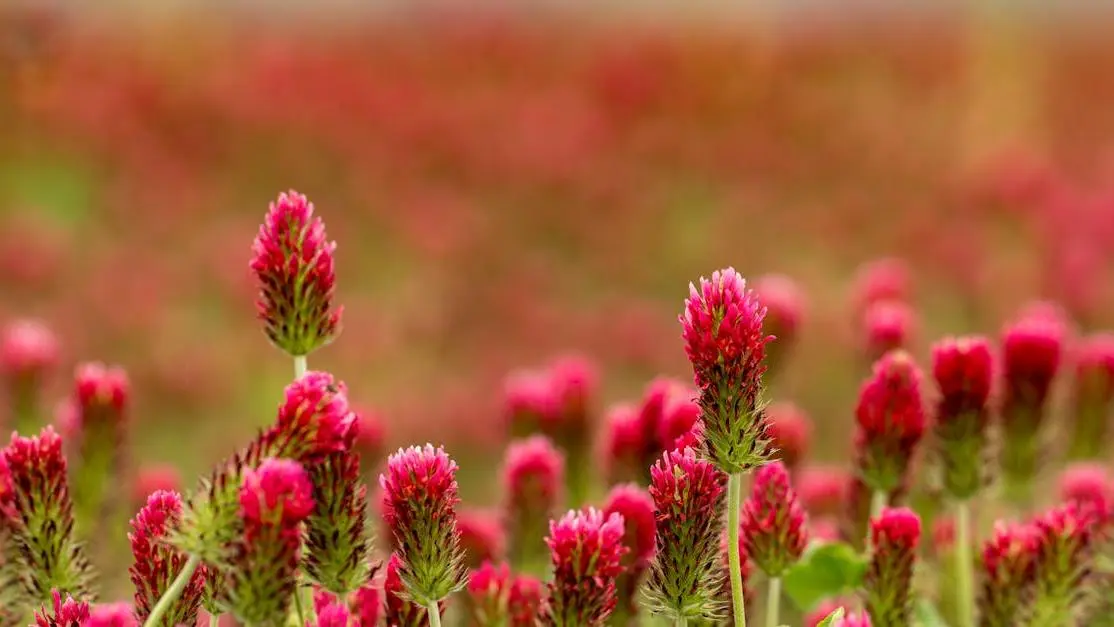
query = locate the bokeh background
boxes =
[3,2,1114,512]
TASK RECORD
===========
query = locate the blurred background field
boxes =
[3,2,1114,505]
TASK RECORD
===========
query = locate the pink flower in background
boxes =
[765,401,813,470]
[864,507,920,627]
[33,590,89,627]
[854,351,926,495]
[742,461,808,577]
[754,274,806,360]
[503,435,564,569]
[1068,332,1114,459]
[795,465,850,517]
[85,603,138,627]
[1057,463,1111,520]
[600,403,643,485]
[1,320,60,426]
[861,301,918,363]
[604,483,656,621]
[851,258,910,313]
[458,507,506,568]
[132,464,181,507]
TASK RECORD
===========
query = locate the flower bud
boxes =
[129,490,207,627]
[864,507,920,627]
[681,268,772,474]
[250,190,342,357]
[541,508,626,627]
[1029,504,1096,624]
[66,362,130,531]
[502,436,564,573]
[854,351,926,495]
[643,448,727,621]
[742,461,808,577]
[978,522,1038,627]
[931,336,994,500]
[380,445,467,606]
[1067,333,1114,460]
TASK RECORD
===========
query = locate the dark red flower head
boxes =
[681,268,773,473]
[1058,463,1111,520]
[542,508,626,627]
[380,445,466,605]
[250,189,342,357]
[742,460,808,577]
[979,521,1039,627]
[272,371,357,461]
[1001,303,1066,409]
[854,351,926,493]
[643,447,728,621]
[765,401,813,469]
[33,590,89,627]
[862,300,918,363]
[931,335,995,499]
[865,507,920,627]
[795,465,850,517]
[129,490,207,626]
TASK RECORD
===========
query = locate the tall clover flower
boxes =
[223,458,314,627]
[1,427,91,607]
[547,354,598,506]
[0,319,58,434]
[64,362,130,532]
[1028,504,1096,624]
[304,446,371,596]
[864,507,920,627]
[853,351,926,517]
[931,336,994,627]
[643,447,727,623]
[250,190,342,365]
[680,268,771,627]
[600,403,643,486]
[129,490,206,627]
[1066,333,1114,460]
[978,522,1038,627]
[541,508,626,627]
[380,445,467,625]
[742,461,807,627]
[502,436,564,573]
[603,483,655,624]
[999,304,1065,507]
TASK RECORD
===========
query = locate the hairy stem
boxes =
[955,501,975,627]
[427,602,443,627]
[765,577,781,627]
[143,554,201,627]
[293,355,308,379]
[293,581,309,627]
[727,473,747,627]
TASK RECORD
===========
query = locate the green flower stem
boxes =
[727,473,748,627]
[209,612,219,627]
[765,577,781,627]
[955,501,975,627]
[294,355,308,379]
[143,554,201,627]
[427,602,443,627]
[293,581,309,627]
[865,490,887,548]
[677,618,688,627]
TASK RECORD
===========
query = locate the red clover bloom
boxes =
[864,507,920,627]
[541,508,626,627]
[741,460,808,577]
[853,351,926,497]
[129,490,207,627]
[931,336,994,500]
[502,436,564,572]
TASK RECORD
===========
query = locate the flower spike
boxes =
[977,522,1038,627]
[541,508,626,627]
[304,448,372,596]
[65,362,130,532]
[741,461,808,577]
[681,267,772,474]
[603,484,655,623]
[931,336,994,500]
[853,351,926,496]
[864,507,920,627]
[33,590,89,627]
[502,436,564,573]
[0,319,59,433]
[642,447,727,621]
[129,490,207,626]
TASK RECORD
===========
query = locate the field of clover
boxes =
[4,6,1114,627]
[1,188,1110,627]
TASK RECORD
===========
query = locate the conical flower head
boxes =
[1,427,90,604]
[33,590,89,627]
[250,189,342,357]
[351,579,382,627]
[271,371,357,462]
[999,304,1065,498]
[503,435,564,571]
[742,460,808,577]
[931,336,994,499]
[603,484,656,621]
[380,445,467,605]
[854,351,926,494]
[680,267,772,474]
[541,508,626,627]
[304,448,372,596]
[864,507,920,627]
[224,458,313,627]
[66,362,130,531]
[765,401,813,470]
[1068,333,1114,459]
[385,553,431,627]
[509,575,543,627]
[978,522,1039,627]
[753,274,805,375]
[643,447,727,622]
[1028,504,1096,625]
[1,319,59,431]
[129,490,207,626]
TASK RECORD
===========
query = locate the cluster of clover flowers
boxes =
[1,190,1113,627]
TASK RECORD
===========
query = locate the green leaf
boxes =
[815,608,846,627]
[782,542,868,611]
[914,599,950,627]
